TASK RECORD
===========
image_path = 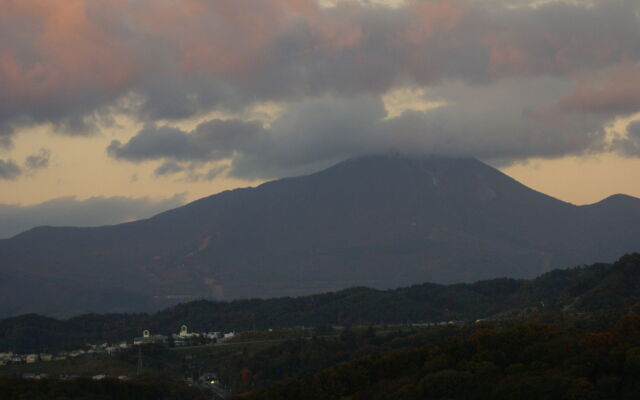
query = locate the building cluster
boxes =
[0,325,235,370]
[1,351,66,366]
[133,325,235,347]
[16,372,131,381]
[0,342,131,367]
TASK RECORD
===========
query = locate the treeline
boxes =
[215,323,494,393]
[2,253,640,353]
[234,313,640,400]
[0,376,208,400]
[182,312,635,394]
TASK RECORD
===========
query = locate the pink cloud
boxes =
[405,0,468,43]
[0,0,367,109]
[560,64,640,115]
[483,33,532,77]
[0,0,137,111]
[0,0,638,138]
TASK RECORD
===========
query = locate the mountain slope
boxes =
[1,154,639,317]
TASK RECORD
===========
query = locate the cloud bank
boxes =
[108,78,609,179]
[1,0,640,179]
[0,194,186,239]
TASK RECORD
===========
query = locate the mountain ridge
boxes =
[9,155,638,239]
[2,253,640,353]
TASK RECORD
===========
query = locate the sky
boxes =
[1,0,640,238]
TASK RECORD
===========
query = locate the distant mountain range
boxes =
[1,154,639,317]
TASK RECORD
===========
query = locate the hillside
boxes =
[1,154,640,316]
[2,253,640,353]
[234,314,640,400]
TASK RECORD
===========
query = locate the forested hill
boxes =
[234,314,640,400]
[1,253,640,353]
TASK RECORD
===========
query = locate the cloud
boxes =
[0,149,50,180]
[2,0,639,138]
[0,194,187,239]
[0,137,12,149]
[154,161,185,176]
[0,159,21,180]
[109,77,609,179]
[152,161,226,181]
[1,0,639,181]
[184,165,228,182]
[25,148,51,170]
[108,120,263,162]
[611,119,640,157]
[559,64,640,115]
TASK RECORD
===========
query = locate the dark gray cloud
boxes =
[154,161,185,176]
[629,120,640,140]
[109,77,610,180]
[612,119,640,157]
[25,148,51,170]
[2,0,640,143]
[0,137,12,150]
[0,149,50,180]
[184,165,228,182]
[153,161,226,181]
[108,120,264,162]
[0,194,187,239]
[0,159,21,180]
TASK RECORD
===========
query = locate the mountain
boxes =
[1,154,640,317]
[2,253,640,353]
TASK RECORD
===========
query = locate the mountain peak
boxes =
[1,153,640,317]
[595,193,640,205]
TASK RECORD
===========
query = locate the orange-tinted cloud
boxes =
[1,0,637,114]
[0,0,136,111]
[0,0,372,130]
[0,0,639,169]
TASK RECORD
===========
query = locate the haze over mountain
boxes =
[1,154,639,317]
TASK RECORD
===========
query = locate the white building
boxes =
[134,330,168,345]
[178,325,200,339]
[172,325,202,346]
